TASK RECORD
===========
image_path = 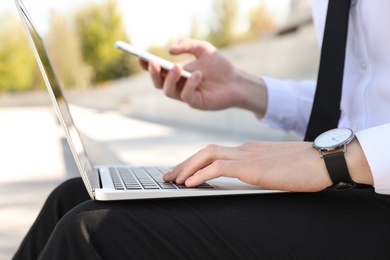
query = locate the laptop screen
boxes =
[15,0,95,193]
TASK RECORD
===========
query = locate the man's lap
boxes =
[40,179,390,259]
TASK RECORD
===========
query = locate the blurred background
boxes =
[0,0,319,258]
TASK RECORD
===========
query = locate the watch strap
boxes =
[323,150,356,190]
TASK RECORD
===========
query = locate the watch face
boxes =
[313,128,354,150]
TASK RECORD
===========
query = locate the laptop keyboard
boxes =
[109,166,213,190]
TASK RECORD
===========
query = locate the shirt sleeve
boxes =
[355,123,390,194]
[260,76,316,137]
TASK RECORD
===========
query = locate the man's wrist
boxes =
[345,138,373,185]
[235,70,267,116]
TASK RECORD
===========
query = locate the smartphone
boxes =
[115,41,191,79]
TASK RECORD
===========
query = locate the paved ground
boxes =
[0,105,258,259]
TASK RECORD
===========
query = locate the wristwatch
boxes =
[313,128,356,191]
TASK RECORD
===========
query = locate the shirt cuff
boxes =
[355,123,390,194]
[260,76,298,132]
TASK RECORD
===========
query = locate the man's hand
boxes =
[163,138,373,192]
[139,38,268,116]
[163,141,333,192]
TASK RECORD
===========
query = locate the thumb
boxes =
[180,70,203,107]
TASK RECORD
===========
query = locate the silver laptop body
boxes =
[15,0,283,200]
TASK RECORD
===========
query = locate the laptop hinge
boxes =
[92,169,102,190]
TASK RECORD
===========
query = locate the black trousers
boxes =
[13,177,390,260]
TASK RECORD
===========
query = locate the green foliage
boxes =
[74,0,139,84]
[0,0,277,93]
[190,15,203,40]
[246,2,275,40]
[193,0,276,48]
[45,11,92,89]
[0,12,37,92]
[206,0,239,48]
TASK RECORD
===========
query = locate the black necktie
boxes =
[304,0,351,142]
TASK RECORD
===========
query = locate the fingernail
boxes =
[192,70,202,81]
[185,177,197,187]
[170,66,179,76]
[164,170,175,180]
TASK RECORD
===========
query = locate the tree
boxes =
[245,1,275,40]
[190,15,203,41]
[0,12,36,92]
[45,11,92,89]
[189,0,276,48]
[206,0,240,48]
[74,0,139,84]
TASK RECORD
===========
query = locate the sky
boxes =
[2,0,291,49]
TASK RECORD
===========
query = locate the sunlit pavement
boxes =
[0,105,254,259]
[0,106,76,259]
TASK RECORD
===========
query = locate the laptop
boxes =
[15,0,284,200]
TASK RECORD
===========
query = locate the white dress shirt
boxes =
[261,0,390,194]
